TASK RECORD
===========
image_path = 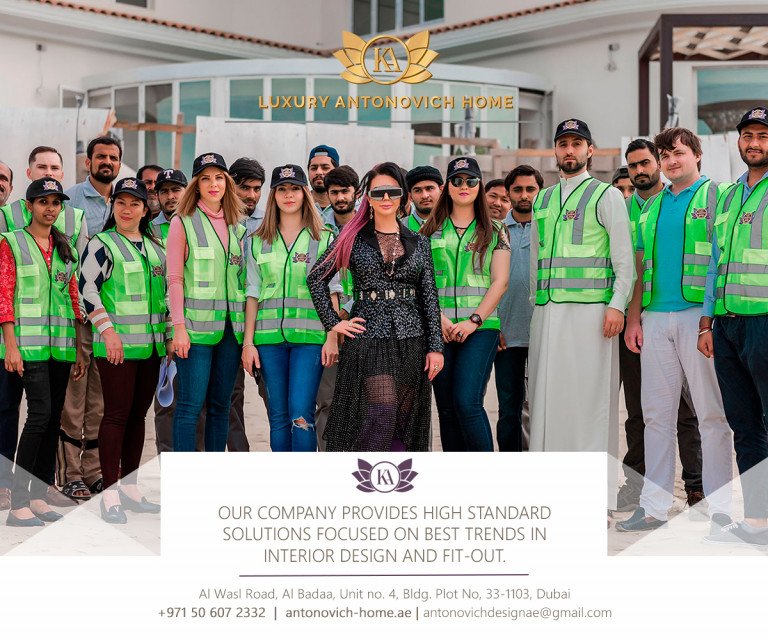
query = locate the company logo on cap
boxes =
[562,120,579,131]
[279,167,296,179]
[749,108,767,120]
[122,179,138,190]
[453,159,470,170]
[201,154,216,165]
[43,180,58,191]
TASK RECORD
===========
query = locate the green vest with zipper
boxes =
[0,199,85,244]
[92,231,168,359]
[638,179,727,308]
[713,178,768,316]
[533,177,614,305]
[251,228,333,345]
[0,229,77,362]
[151,219,170,241]
[180,209,246,345]
[429,218,501,330]
[407,212,425,233]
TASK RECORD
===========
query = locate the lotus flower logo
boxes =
[353,458,417,493]
[334,30,438,86]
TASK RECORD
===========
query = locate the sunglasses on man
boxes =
[449,176,481,188]
[368,187,404,200]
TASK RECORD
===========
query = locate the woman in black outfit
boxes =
[307,162,444,452]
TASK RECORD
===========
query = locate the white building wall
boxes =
[0,31,166,109]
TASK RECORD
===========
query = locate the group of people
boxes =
[0,105,765,547]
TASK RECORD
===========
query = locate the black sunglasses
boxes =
[449,176,481,188]
[368,187,404,200]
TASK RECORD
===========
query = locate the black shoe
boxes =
[704,522,768,547]
[6,512,45,527]
[118,488,160,514]
[709,512,733,536]
[100,498,127,524]
[31,510,63,523]
[615,507,666,532]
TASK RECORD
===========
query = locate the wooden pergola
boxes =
[638,13,768,135]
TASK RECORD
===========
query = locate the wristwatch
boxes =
[469,313,483,327]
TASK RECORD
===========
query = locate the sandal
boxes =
[88,478,104,495]
[61,480,91,501]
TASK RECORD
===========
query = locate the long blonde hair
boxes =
[177,170,245,226]
[255,185,323,244]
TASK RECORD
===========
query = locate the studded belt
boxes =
[354,287,417,301]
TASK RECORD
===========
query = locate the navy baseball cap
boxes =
[155,168,188,189]
[26,178,69,202]
[192,152,228,177]
[112,177,148,202]
[554,118,592,143]
[308,145,339,167]
[737,106,768,132]
[270,164,308,189]
[446,157,482,181]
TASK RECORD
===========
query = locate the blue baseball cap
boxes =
[308,145,339,167]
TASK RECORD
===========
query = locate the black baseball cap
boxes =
[611,166,630,184]
[736,106,768,132]
[406,165,443,190]
[192,152,228,177]
[26,178,69,202]
[554,118,592,143]
[446,157,482,181]
[156,168,188,189]
[270,164,308,189]
[112,177,148,202]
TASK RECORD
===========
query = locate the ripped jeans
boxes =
[258,343,324,452]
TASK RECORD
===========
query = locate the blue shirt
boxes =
[638,176,707,312]
[65,178,110,237]
[497,212,532,347]
[703,169,768,316]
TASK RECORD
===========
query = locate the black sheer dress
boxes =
[307,219,443,451]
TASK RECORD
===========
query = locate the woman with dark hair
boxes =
[420,157,510,452]
[241,165,341,452]
[79,178,167,523]
[1,179,85,526]
[167,153,246,453]
[307,162,443,452]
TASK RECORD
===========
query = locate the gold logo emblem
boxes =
[43,180,58,191]
[123,179,138,189]
[333,30,438,85]
[562,120,579,131]
[201,154,216,165]
[749,108,766,120]
[279,167,296,179]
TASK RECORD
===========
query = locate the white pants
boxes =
[638,307,733,520]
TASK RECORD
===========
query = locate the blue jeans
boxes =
[494,346,528,452]
[173,323,241,452]
[0,365,24,489]
[259,343,324,452]
[433,329,499,452]
[714,315,768,518]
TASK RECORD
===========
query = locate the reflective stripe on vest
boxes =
[714,178,768,315]
[534,177,614,304]
[91,231,167,359]
[0,229,76,362]
[4,200,83,242]
[251,228,332,345]
[638,179,723,307]
[181,209,246,345]
[429,218,501,330]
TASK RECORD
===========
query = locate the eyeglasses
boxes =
[368,187,403,200]
[449,176,481,188]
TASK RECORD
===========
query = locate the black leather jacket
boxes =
[307,219,444,353]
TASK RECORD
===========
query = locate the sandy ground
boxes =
[0,370,750,556]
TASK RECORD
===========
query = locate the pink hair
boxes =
[319,196,371,274]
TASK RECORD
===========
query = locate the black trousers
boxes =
[11,359,71,509]
[618,328,703,493]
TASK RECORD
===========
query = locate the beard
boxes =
[91,165,116,184]
[557,158,587,174]
[414,204,432,215]
[331,200,355,215]
[311,178,327,194]
[513,201,532,214]
[740,149,768,169]
[631,172,659,190]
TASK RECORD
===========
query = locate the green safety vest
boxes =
[92,231,168,359]
[713,177,768,316]
[251,228,333,345]
[626,193,644,250]
[428,218,501,330]
[0,199,85,244]
[0,229,77,362]
[533,178,614,305]
[180,209,246,345]
[638,179,727,308]
[407,212,425,233]
[151,218,170,241]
